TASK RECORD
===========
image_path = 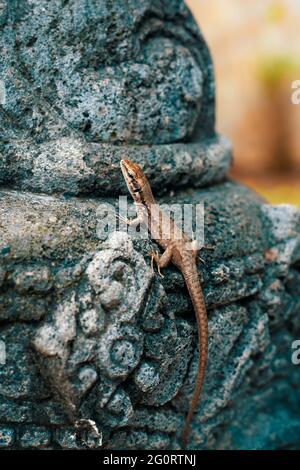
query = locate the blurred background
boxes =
[186,0,300,207]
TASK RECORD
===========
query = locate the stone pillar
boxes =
[0,1,300,450]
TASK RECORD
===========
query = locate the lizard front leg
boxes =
[116,214,142,227]
[150,245,173,278]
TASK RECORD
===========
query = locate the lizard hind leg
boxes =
[189,240,207,265]
[149,245,173,279]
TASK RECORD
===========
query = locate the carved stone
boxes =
[0,0,300,450]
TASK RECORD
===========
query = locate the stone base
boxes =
[0,182,299,449]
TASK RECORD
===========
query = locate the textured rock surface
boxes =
[0,0,300,451]
[0,0,214,144]
[0,184,300,449]
[0,136,231,196]
[0,0,228,195]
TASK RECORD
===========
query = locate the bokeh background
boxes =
[186,0,300,207]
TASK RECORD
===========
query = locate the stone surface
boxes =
[0,0,229,196]
[0,0,300,451]
[19,426,51,449]
[0,1,213,144]
[0,427,14,448]
[0,183,299,449]
[0,136,231,196]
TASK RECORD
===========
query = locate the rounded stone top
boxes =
[0,0,231,195]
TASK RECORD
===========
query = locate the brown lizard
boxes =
[119,159,208,448]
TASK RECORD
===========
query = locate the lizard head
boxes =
[120,159,151,203]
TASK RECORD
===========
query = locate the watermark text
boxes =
[0,340,6,365]
[291,80,300,105]
[0,79,6,105]
[96,197,205,249]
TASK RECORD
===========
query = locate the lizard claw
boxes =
[198,256,207,266]
[149,251,164,278]
[116,214,129,225]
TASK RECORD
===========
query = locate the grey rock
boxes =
[19,426,51,449]
[0,0,229,195]
[0,427,14,448]
[0,183,299,450]
[0,1,214,144]
[54,428,77,450]
[0,401,33,424]
[0,137,231,196]
[79,308,104,336]
[12,266,53,294]
[75,419,103,449]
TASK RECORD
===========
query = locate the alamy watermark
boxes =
[291,340,300,365]
[291,80,300,105]
[96,197,205,249]
[0,340,6,365]
[0,79,6,105]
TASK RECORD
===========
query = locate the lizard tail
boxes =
[181,268,208,449]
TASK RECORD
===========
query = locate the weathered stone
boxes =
[0,267,5,287]
[12,266,53,293]
[54,428,78,450]
[0,0,228,196]
[79,307,104,336]
[38,402,69,427]
[19,426,51,449]
[0,325,44,401]
[0,427,14,448]
[0,181,299,449]
[74,419,103,449]
[0,138,231,196]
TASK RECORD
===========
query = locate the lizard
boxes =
[119,158,208,448]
